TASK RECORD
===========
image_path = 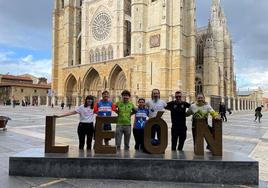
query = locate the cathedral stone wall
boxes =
[52,0,196,105]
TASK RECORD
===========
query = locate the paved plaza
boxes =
[0,106,268,187]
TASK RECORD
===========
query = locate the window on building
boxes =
[101,47,107,61]
[77,38,81,65]
[21,89,23,93]
[89,50,94,63]
[195,79,203,94]
[34,89,37,93]
[95,49,100,62]
[61,0,64,9]
[125,20,131,57]
[108,46,113,60]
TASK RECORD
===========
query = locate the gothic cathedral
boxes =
[52,0,236,108]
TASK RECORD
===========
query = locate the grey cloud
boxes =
[0,0,53,50]
[0,0,53,30]
[197,0,268,87]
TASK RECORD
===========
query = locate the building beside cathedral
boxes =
[0,74,50,106]
[51,0,262,111]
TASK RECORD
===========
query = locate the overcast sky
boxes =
[0,0,267,95]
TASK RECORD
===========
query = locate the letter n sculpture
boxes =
[194,119,222,156]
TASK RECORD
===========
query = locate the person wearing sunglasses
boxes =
[165,91,190,151]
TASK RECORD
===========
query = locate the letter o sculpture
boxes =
[144,111,168,154]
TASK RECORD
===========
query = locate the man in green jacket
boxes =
[115,90,135,150]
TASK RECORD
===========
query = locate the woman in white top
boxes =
[56,95,95,150]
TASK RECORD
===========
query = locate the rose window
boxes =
[92,12,112,41]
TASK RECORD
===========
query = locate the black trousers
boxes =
[220,112,227,121]
[77,122,94,150]
[133,128,144,150]
[171,127,187,151]
[151,124,161,140]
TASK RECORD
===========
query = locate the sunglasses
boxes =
[175,96,182,98]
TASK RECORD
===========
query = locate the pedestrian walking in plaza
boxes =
[133,98,149,151]
[219,102,227,122]
[56,95,95,150]
[146,89,167,143]
[165,91,190,151]
[115,90,135,150]
[12,99,16,108]
[68,103,72,110]
[187,93,219,150]
[61,101,65,110]
[254,105,263,123]
[94,90,116,146]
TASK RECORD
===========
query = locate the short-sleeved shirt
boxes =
[116,101,135,125]
[94,100,116,117]
[146,99,167,118]
[134,108,149,129]
[165,101,190,129]
[75,105,94,123]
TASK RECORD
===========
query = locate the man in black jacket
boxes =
[219,102,227,122]
[165,91,190,151]
[255,105,263,123]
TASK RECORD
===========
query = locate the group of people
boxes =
[219,102,264,123]
[56,89,219,152]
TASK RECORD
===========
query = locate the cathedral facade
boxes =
[51,0,235,109]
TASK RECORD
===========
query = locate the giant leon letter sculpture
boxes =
[144,111,168,154]
[194,119,222,156]
[44,115,222,156]
[94,116,117,154]
[45,116,69,153]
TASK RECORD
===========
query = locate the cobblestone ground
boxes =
[0,106,267,188]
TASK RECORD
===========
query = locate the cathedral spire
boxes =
[207,20,213,36]
[212,0,220,7]
[211,0,221,23]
